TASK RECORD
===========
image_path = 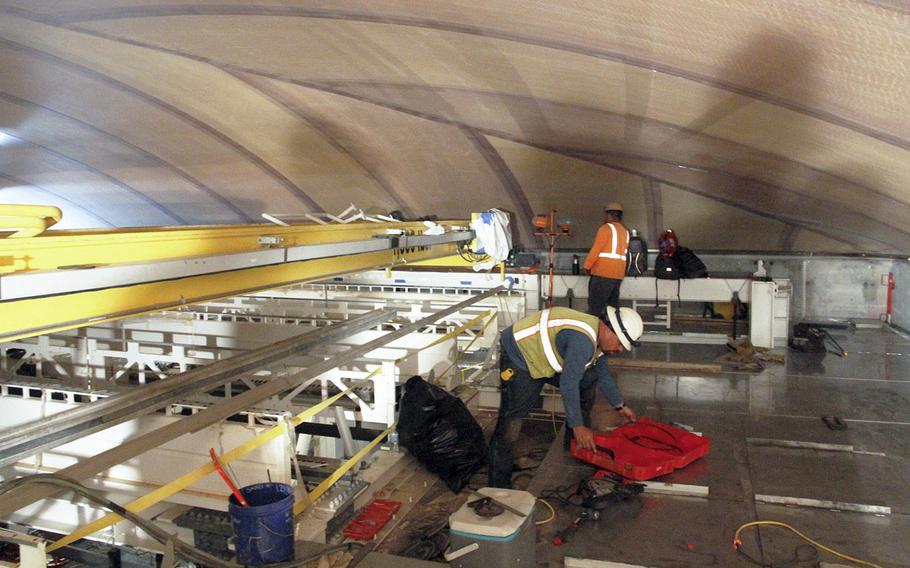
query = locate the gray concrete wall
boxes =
[544,250,896,322]
[891,260,910,331]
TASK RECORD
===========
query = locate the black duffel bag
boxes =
[789,323,828,353]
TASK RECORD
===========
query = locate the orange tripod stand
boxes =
[533,209,572,308]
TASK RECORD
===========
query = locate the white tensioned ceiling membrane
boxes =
[0,1,907,253]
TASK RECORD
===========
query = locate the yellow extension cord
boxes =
[733,521,883,568]
[535,498,556,526]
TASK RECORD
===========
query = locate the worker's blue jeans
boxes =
[488,351,596,488]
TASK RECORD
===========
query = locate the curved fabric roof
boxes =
[0,1,907,253]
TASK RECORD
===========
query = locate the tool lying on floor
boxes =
[579,472,646,509]
[552,508,599,546]
[570,418,711,481]
[552,474,644,546]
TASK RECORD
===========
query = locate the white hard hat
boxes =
[606,307,643,350]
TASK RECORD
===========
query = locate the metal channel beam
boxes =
[0,223,472,343]
[0,286,504,516]
[0,309,393,469]
[0,232,472,301]
[755,494,891,515]
[0,222,470,273]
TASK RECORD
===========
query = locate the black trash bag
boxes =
[397,375,487,493]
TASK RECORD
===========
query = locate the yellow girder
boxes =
[0,221,469,342]
[0,221,455,273]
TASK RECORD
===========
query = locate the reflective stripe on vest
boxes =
[512,308,601,377]
[596,224,630,261]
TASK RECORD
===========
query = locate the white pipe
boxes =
[444,542,479,562]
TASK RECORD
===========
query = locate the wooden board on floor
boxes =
[609,359,723,373]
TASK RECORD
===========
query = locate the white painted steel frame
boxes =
[0,277,508,551]
[0,287,503,502]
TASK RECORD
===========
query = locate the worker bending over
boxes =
[584,202,629,318]
[489,306,644,488]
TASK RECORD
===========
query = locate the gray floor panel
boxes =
[539,497,757,567]
[530,328,910,566]
[615,370,910,424]
[748,446,907,513]
[752,504,909,568]
[380,328,909,566]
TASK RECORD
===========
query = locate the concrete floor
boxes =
[525,326,910,567]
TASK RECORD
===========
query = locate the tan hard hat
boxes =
[604,201,624,213]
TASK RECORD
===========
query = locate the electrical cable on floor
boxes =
[539,482,585,508]
[0,473,363,568]
[398,515,450,561]
[733,520,883,568]
[734,538,819,568]
[535,498,555,526]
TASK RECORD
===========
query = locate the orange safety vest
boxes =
[583,222,629,280]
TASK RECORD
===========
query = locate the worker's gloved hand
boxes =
[617,405,637,423]
[572,425,597,451]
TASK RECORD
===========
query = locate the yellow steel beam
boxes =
[0,221,455,274]
[412,254,474,267]
[0,221,469,342]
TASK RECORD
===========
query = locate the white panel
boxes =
[749,281,775,349]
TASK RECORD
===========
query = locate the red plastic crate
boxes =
[570,418,710,480]
[342,499,401,540]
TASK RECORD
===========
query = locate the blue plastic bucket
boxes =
[228,482,295,565]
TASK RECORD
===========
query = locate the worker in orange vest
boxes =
[583,202,630,318]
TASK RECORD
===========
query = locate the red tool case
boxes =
[342,499,401,540]
[570,418,710,481]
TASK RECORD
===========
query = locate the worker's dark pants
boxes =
[488,351,596,488]
[588,276,622,319]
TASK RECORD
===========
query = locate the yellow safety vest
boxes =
[512,307,602,378]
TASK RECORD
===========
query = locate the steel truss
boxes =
[0,287,504,518]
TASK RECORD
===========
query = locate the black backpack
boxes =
[654,253,681,305]
[676,246,708,278]
[654,254,681,280]
[626,234,648,277]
